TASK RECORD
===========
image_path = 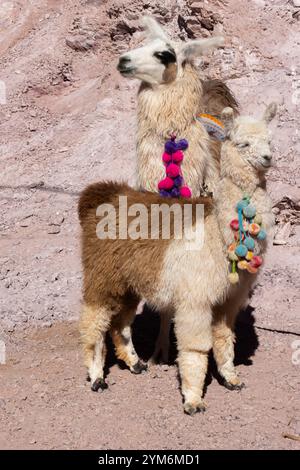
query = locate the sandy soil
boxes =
[0,0,299,449]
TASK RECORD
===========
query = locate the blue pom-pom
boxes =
[257,229,267,241]
[165,141,177,154]
[243,205,256,219]
[176,139,189,151]
[173,175,183,187]
[159,189,172,198]
[244,237,255,250]
[235,244,248,257]
[170,187,180,198]
[236,199,249,211]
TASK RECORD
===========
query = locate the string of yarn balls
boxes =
[228,195,266,284]
[158,135,192,199]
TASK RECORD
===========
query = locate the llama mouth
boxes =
[118,67,136,75]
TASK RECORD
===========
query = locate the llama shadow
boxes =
[104,304,259,390]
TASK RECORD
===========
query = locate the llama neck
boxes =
[137,64,202,139]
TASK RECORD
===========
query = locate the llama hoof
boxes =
[223,379,245,391]
[131,361,148,375]
[91,378,108,392]
[183,402,206,416]
[86,374,91,382]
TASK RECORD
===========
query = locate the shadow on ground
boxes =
[105,304,259,385]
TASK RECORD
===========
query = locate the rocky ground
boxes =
[0,0,299,450]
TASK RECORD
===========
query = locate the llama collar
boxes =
[196,113,225,141]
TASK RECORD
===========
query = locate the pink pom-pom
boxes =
[166,163,180,178]
[230,219,239,231]
[250,255,263,268]
[162,152,172,164]
[158,177,174,191]
[180,186,192,198]
[172,150,184,163]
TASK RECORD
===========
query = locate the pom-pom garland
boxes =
[158,134,192,199]
[228,194,267,284]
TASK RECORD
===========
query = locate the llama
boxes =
[117,16,238,197]
[78,103,277,414]
[118,16,238,362]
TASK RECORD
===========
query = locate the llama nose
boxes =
[117,56,131,71]
[263,154,272,161]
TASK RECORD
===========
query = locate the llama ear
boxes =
[263,102,277,123]
[221,107,235,136]
[141,16,170,42]
[179,36,224,61]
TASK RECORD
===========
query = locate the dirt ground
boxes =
[0,0,299,450]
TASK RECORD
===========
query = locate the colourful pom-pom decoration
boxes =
[166,163,180,178]
[237,260,249,270]
[228,194,267,281]
[254,214,262,225]
[158,177,174,191]
[228,272,239,284]
[244,237,255,251]
[158,135,192,199]
[180,186,192,198]
[249,223,261,236]
[172,150,184,163]
[257,229,266,240]
[235,244,248,257]
[162,152,172,164]
[230,219,239,231]
[243,204,256,219]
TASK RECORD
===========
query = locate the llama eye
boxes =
[238,143,250,149]
[154,50,177,65]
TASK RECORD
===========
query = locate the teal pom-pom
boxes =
[243,205,256,219]
[235,244,248,257]
[257,229,267,241]
[236,199,249,211]
[244,237,255,250]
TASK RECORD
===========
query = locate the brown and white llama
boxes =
[117,16,238,361]
[78,104,277,414]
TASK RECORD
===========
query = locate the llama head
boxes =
[117,16,224,85]
[221,103,277,173]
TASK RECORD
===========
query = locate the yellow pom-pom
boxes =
[238,260,249,270]
[228,272,239,284]
[246,251,254,261]
[254,214,262,225]
[249,223,260,236]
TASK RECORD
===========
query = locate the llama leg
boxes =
[110,293,146,373]
[212,300,245,390]
[110,304,147,374]
[79,303,111,392]
[149,311,172,364]
[175,304,212,415]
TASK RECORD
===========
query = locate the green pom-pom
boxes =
[235,244,247,257]
[244,237,255,251]
[236,199,249,211]
[243,205,256,219]
[257,229,267,241]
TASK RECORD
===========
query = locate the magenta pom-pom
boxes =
[158,177,174,191]
[180,186,192,198]
[166,163,180,178]
[162,152,172,164]
[172,150,184,163]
